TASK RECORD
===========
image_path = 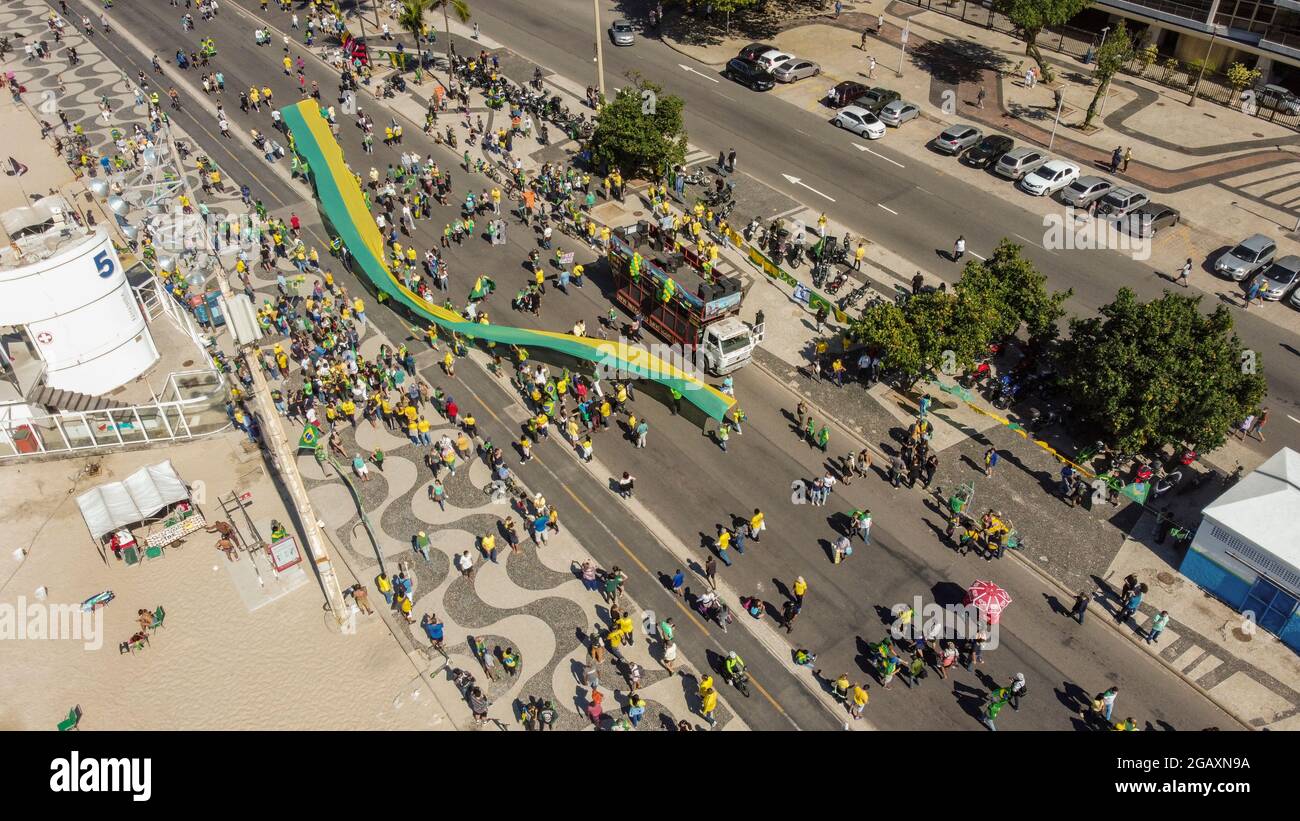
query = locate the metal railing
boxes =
[0,369,231,459]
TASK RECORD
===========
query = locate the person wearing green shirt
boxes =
[1147,610,1170,645]
[816,425,830,451]
[717,423,730,452]
[983,695,1006,731]
[669,387,683,415]
[657,618,675,644]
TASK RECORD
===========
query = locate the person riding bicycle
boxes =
[724,652,746,683]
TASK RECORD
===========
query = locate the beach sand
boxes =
[0,436,455,731]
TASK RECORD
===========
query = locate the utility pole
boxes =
[593,0,606,101]
[159,123,352,628]
[896,19,909,79]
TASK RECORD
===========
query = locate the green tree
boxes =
[955,240,1072,345]
[1225,61,1262,93]
[397,0,433,72]
[1060,288,1265,455]
[1132,43,1158,76]
[1083,20,1133,128]
[709,0,758,36]
[847,302,922,384]
[589,75,687,178]
[997,0,1089,83]
[431,0,471,73]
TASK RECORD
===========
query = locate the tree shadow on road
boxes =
[909,38,1006,86]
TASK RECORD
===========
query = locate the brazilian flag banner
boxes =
[298,423,323,451]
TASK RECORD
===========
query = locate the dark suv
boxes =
[723,57,775,91]
[737,42,777,62]
[857,86,901,113]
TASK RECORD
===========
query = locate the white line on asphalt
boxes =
[781,173,836,202]
[1289,414,1300,424]
[679,63,720,83]
[1014,232,1036,244]
[877,203,898,215]
[867,147,905,167]
[917,186,934,195]
[969,251,986,260]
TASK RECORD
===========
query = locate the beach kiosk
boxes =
[1181,448,1300,652]
[76,460,203,564]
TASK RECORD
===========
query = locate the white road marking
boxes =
[1288,414,1300,425]
[679,64,720,83]
[781,173,836,202]
[877,203,898,215]
[851,142,905,167]
[969,251,986,260]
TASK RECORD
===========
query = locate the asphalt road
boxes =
[468,0,1300,457]
[74,0,1236,731]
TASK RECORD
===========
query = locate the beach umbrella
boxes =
[964,580,1012,624]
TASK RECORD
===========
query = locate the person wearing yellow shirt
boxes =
[534,268,545,290]
[792,575,808,602]
[749,509,765,542]
[854,241,866,271]
[417,416,431,445]
[407,417,419,443]
[572,263,584,287]
[699,685,718,726]
[850,683,870,720]
[616,614,635,646]
[480,532,498,563]
[600,226,611,248]
[324,271,335,292]
[403,404,419,425]
[340,399,356,425]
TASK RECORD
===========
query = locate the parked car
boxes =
[857,86,901,113]
[737,42,777,62]
[1059,175,1114,208]
[755,49,794,72]
[994,147,1047,181]
[932,124,982,154]
[772,58,820,83]
[960,134,1013,168]
[1113,202,1180,237]
[832,105,886,139]
[723,57,775,92]
[1253,254,1300,301]
[877,99,920,127]
[826,80,870,108]
[1215,233,1277,281]
[1252,83,1300,116]
[609,20,635,46]
[1019,159,1080,196]
[1095,187,1150,218]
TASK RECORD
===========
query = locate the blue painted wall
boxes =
[1181,548,1253,611]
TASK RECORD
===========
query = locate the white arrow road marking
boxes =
[781,173,836,202]
[877,203,898,215]
[852,142,905,168]
[679,64,720,83]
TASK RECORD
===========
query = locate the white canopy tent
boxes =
[76,460,191,541]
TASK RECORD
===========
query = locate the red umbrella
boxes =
[964,580,1012,624]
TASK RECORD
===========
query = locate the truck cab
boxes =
[700,317,754,375]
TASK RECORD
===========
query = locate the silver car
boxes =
[933,124,981,154]
[609,20,635,46]
[1215,234,1276,281]
[994,147,1047,180]
[772,58,820,83]
[1060,175,1114,208]
[878,99,920,127]
[1095,187,1150,218]
[1252,255,1300,301]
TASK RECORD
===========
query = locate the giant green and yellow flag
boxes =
[279,100,736,421]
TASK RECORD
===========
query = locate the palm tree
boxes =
[431,0,471,71]
[396,0,433,72]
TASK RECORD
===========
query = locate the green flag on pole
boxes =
[298,423,323,451]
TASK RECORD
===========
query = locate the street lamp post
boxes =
[896,19,909,78]
[1097,26,1110,59]
[593,0,606,101]
[1049,89,1066,150]
[1189,26,1222,106]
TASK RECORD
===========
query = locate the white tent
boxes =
[76,460,191,540]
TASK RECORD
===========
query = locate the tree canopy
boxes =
[1059,288,1265,454]
[1083,20,1134,128]
[589,76,688,178]
[997,0,1090,82]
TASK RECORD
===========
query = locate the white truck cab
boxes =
[700,316,756,375]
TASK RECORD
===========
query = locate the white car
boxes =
[832,105,885,139]
[756,49,794,72]
[1018,159,1080,197]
